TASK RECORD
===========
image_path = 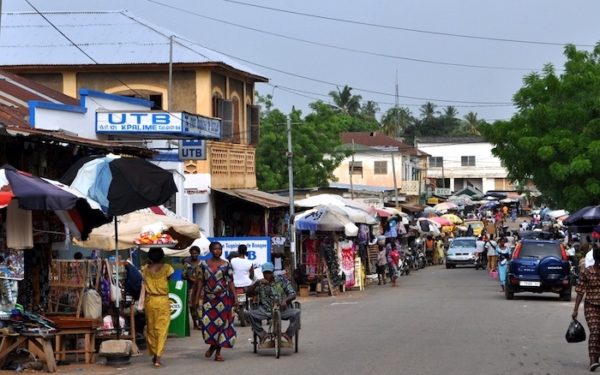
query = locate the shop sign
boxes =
[169,293,183,320]
[434,188,452,196]
[179,139,206,160]
[96,111,221,139]
[206,236,271,266]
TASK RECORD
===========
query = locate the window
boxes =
[429,156,443,168]
[461,156,476,166]
[349,161,363,175]
[374,161,387,175]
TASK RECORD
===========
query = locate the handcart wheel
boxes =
[253,331,257,353]
[273,309,281,359]
[294,330,299,353]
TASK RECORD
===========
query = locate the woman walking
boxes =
[192,242,238,362]
[573,246,600,372]
[141,247,174,368]
[496,238,511,292]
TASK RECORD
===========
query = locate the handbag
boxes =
[82,261,102,319]
[566,318,586,343]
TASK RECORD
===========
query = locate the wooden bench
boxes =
[54,328,96,364]
[0,333,56,372]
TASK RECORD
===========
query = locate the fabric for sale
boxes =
[7,201,33,249]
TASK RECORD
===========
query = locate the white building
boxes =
[415,137,513,195]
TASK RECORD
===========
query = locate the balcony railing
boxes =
[400,180,419,195]
[184,142,257,189]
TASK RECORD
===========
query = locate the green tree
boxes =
[381,106,414,137]
[462,112,482,135]
[329,85,362,116]
[480,43,600,211]
[360,100,380,120]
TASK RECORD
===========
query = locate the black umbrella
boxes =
[563,205,600,227]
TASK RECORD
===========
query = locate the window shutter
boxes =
[219,99,233,142]
[249,105,260,146]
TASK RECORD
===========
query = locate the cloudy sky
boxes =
[4,0,600,122]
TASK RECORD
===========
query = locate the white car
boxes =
[446,237,478,269]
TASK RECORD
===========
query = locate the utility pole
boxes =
[168,35,174,111]
[391,149,399,208]
[286,117,296,268]
[350,139,355,200]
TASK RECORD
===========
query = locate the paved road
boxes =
[63,263,589,375]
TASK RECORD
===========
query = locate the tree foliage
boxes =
[480,43,600,211]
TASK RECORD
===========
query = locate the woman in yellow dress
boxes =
[140,247,174,368]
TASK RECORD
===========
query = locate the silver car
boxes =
[446,237,478,269]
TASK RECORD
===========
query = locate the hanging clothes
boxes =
[7,201,33,249]
[340,240,356,288]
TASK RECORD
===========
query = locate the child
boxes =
[388,246,400,287]
[376,245,387,285]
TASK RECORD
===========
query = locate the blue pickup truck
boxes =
[504,238,571,301]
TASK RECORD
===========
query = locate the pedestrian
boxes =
[140,247,174,368]
[192,241,238,362]
[388,245,400,287]
[572,245,600,371]
[511,208,517,223]
[436,236,445,265]
[496,238,511,291]
[425,235,435,265]
[231,244,254,289]
[376,245,387,285]
[182,246,201,330]
[485,234,498,271]
[466,224,473,237]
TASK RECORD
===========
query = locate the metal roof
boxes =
[341,132,429,157]
[211,188,290,209]
[0,10,267,81]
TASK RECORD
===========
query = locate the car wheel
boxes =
[505,281,514,300]
[560,287,572,301]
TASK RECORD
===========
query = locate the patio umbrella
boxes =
[442,214,463,224]
[0,165,110,240]
[61,155,177,316]
[429,216,453,227]
[295,205,359,235]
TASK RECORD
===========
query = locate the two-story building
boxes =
[0,10,290,236]
[415,136,513,196]
[331,132,428,206]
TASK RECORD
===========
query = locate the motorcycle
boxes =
[235,287,249,327]
[399,253,410,276]
[415,247,427,269]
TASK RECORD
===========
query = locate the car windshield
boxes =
[451,239,475,248]
[518,242,562,259]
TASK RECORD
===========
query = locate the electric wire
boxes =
[222,0,594,47]
[147,0,536,72]
[174,35,513,105]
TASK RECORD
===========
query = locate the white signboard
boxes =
[96,111,220,138]
[205,237,271,266]
[435,188,452,196]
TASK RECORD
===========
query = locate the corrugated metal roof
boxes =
[341,132,429,157]
[211,188,290,209]
[416,136,486,144]
[0,11,267,81]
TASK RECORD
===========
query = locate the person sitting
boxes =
[246,262,300,347]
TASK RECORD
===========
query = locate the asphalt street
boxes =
[60,259,591,375]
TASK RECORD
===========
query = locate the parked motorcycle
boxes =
[235,287,249,327]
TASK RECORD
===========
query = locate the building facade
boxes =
[415,136,514,195]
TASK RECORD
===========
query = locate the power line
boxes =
[175,36,513,105]
[147,0,536,72]
[222,0,594,48]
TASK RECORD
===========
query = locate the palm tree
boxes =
[443,106,459,119]
[361,100,379,120]
[419,102,438,122]
[329,85,362,116]
[381,106,414,137]
[463,112,482,135]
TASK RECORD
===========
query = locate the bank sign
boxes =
[205,236,271,266]
[96,111,221,139]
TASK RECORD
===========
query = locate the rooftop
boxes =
[0,10,267,82]
[415,136,486,144]
[341,132,428,157]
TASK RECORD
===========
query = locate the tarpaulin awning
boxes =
[399,203,425,213]
[211,188,290,209]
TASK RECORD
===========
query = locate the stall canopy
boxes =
[211,188,289,208]
[296,194,377,224]
[295,204,359,235]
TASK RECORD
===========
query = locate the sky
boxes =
[4,0,600,122]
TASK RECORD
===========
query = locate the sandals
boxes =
[153,362,162,368]
[214,353,224,362]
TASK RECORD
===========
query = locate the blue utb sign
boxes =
[179,140,206,160]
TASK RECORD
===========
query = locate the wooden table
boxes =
[54,328,96,364]
[0,333,56,372]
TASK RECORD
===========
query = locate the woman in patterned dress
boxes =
[192,242,238,362]
[573,246,600,372]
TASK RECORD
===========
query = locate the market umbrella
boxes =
[429,216,453,227]
[441,214,463,224]
[433,202,458,213]
[0,165,110,240]
[73,207,201,250]
[563,205,600,229]
[295,205,359,235]
[61,155,177,318]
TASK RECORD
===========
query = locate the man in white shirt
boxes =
[231,244,254,288]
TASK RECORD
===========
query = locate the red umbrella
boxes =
[429,216,453,227]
